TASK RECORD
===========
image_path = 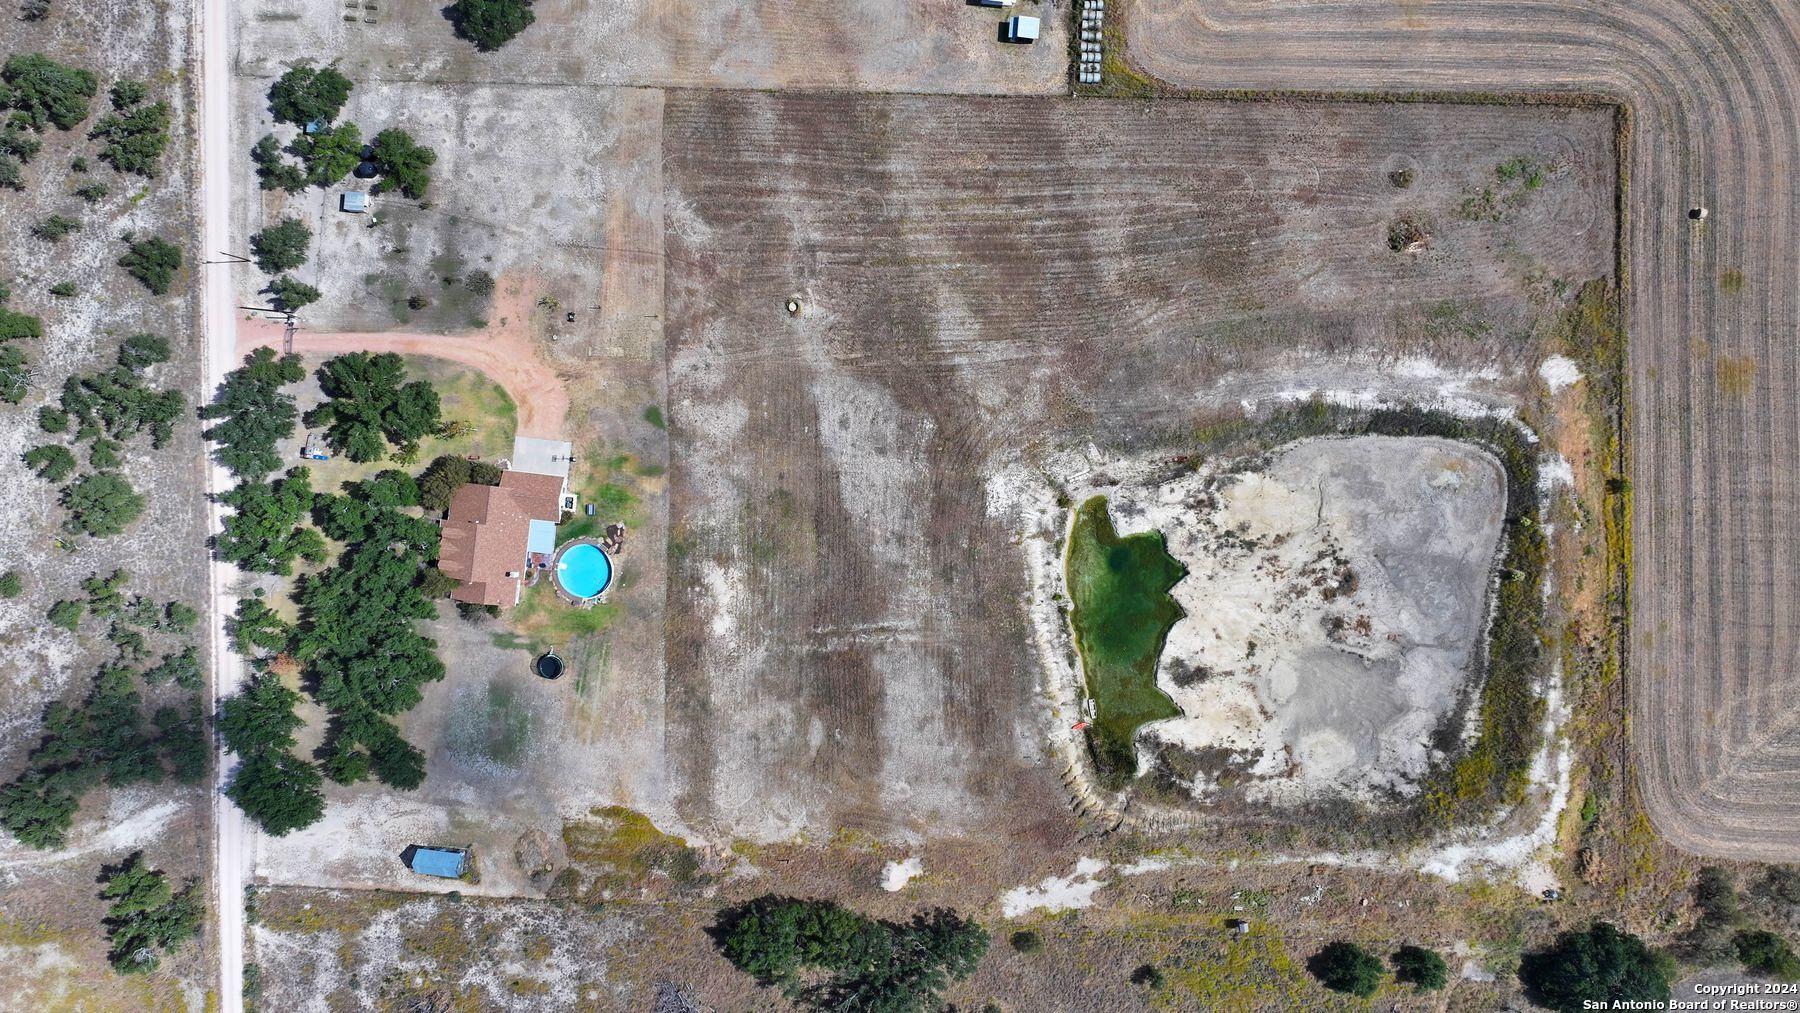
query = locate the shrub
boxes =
[1130,964,1165,989]
[24,444,77,482]
[450,0,536,51]
[99,851,204,974]
[464,269,494,296]
[32,213,80,241]
[1009,929,1042,954]
[250,218,309,273]
[60,472,146,537]
[74,179,108,203]
[49,280,77,298]
[1521,922,1673,1013]
[1311,941,1383,998]
[0,570,21,598]
[119,234,181,294]
[92,97,171,176]
[1734,929,1800,980]
[48,599,83,630]
[267,65,353,126]
[39,406,69,432]
[0,346,26,403]
[1392,944,1448,990]
[108,80,146,108]
[2,54,97,131]
[117,333,171,370]
[20,0,51,20]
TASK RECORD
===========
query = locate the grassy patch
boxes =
[1066,496,1186,787]
[491,580,618,654]
[562,806,705,892]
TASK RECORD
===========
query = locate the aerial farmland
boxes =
[3,0,1800,1010]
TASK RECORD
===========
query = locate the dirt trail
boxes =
[236,283,568,440]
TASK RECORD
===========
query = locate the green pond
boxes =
[1065,496,1186,783]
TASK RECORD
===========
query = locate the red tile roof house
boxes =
[436,470,569,607]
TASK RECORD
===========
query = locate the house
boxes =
[1006,15,1040,42]
[408,847,466,878]
[437,469,568,607]
[340,191,368,213]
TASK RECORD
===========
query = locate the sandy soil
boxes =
[235,280,568,439]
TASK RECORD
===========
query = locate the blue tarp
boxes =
[526,518,557,556]
[410,847,466,878]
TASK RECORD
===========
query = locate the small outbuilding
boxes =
[340,191,369,214]
[1006,15,1041,42]
[408,847,467,878]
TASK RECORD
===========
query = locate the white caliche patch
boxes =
[1000,857,1110,917]
[1538,452,1576,492]
[1539,355,1583,394]
[881,856,924,891]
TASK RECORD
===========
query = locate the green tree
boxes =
[1735,930,1800,980]
[1392,944,1448,991]
[59,365,185,447]
[60,472,147,537]
[117,333,171,370]
[418,453,502,511]
[24,444,76,482]
[229,597,291,657]
[418,566,459,599]
[1311,941,1383,999]
[118,234,181,294]
[226,751,324,836]
[2,54,97,131]
[216,468,327,575]
[292,121,361,187]
[250,218,310,273]
[91,98,171,176]
[143,646,202,690]
[269,275,321,312]
[449,0,535,51]
[99,851,203,974]
[0,305,44,342]
[369,128,436,200]
[307,352,441,462]
[0,570,20,598]
[108,80,146,108]
[201,347,306,481]
[162,601,199,634]
[154,700,208,784]
[1685,866,1745,962]
[0,768,86,847]
[267,65,353,126]
[38,406,69,432]
[250,133,306,191]
[218,674,305,756]
[1521,922,1674,1013]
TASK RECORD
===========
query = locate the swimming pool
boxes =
[555,543,612,599]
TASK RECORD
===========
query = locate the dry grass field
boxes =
[661,91,1615,846]
[1120,0,1800,863]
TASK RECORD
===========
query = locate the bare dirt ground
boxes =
[1119,0,1800,864]
[0,0,214,1004]
[236,283,569,439]
[232,0,1067,95]
[662,91,1615,848]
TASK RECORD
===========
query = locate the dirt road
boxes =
[1124,0,1800,860]
[236,307,569,440]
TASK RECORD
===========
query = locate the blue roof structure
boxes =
[409,847,466,878]
[526,518,557,556]
[341,191,368,213]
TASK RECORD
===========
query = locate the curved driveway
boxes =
[1129,0,1800,859]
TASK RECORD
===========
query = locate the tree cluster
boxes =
[118,234,181,295]
[449,0,536,51]
[215,466,327,575]
[295,471,441,791]
[90,79,170,177]
[306,352,442,463]
[98,851,204,974]
[1521,922,1674,1013]
[219,672,325,837]
[715,896,989,1012]
[201,347,306,481]
[1,53,96,131]
[417,452,503,512]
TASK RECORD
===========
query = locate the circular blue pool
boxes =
[555,543,612,599]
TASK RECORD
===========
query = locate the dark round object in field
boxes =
[535,652,564,680]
